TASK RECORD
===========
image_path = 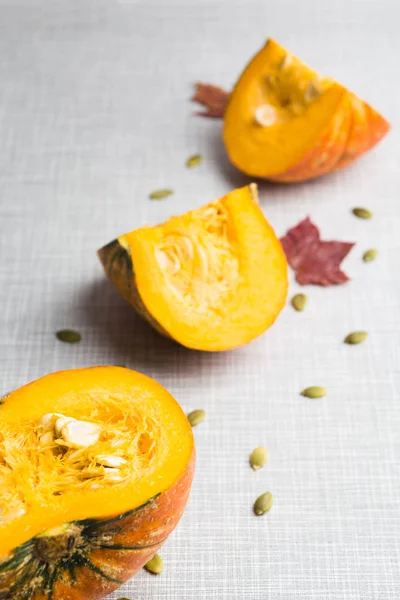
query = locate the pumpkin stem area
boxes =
[34,524,82,563]
[0,396,166,526]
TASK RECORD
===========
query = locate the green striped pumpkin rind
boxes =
[0,495,162,600]
[0,393,11,406]
[98,239,170,339]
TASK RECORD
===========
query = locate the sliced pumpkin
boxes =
[0,367,195,600]
[98,184,288,352]
[223,39,390,182]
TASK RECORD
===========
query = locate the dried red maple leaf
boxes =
[191,83,229,118]
[280,217,355,286]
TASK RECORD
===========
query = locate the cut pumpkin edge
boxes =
[219,37,391,181]
[0,367,195,557]
[98,184,288,352]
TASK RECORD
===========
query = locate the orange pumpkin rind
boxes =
[223,39,390,182]
[0,367,195,600]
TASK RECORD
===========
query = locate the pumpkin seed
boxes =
[56,329,81,343]
[304,80,322,102]
[54,416,75,437]
[254,104,278,127]
[250,446,268,470]
[95,454,127,468]
[301,386,327,399]
[144,553,163,575]
[363,248,378,262]
[39,431,55,446]
[60,419,102,448]
[186,154,203,168]
[187,409,206,427]
[103,467,124,482]
[149,189,174,200]
[291,293,307,312]
[352,207,373,219]
[254,492,273,516]
[278,54,292,70]
[344,331,368,345]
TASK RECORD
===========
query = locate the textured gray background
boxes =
[0,1,399,598]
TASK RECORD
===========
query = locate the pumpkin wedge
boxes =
[223,39,390,182]
[98,184,288,351]
[0,367,195,600]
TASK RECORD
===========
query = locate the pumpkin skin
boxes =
[0,367,195,600]
[223,39,390,182]
[98,184,288,352]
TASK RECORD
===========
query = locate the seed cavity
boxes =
[155,200,239,310]
[41,413,102,449]
[254,492,273,516]
[344,331,368,345]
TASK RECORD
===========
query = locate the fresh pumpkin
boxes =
[223,39,390,182]
[0,367,195,600]
[98,183,288,352]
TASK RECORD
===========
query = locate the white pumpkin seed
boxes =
[96,454,127,468]
[55,416,75,438]
[40,413,63,432]
[60,420,102,448]
[39,431,55,446]
[254,104,278,127]
[103,467,124,482]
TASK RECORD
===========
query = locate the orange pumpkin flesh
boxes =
[223,39,390,182]
[98,184,288,352]
[0,367,195,600]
